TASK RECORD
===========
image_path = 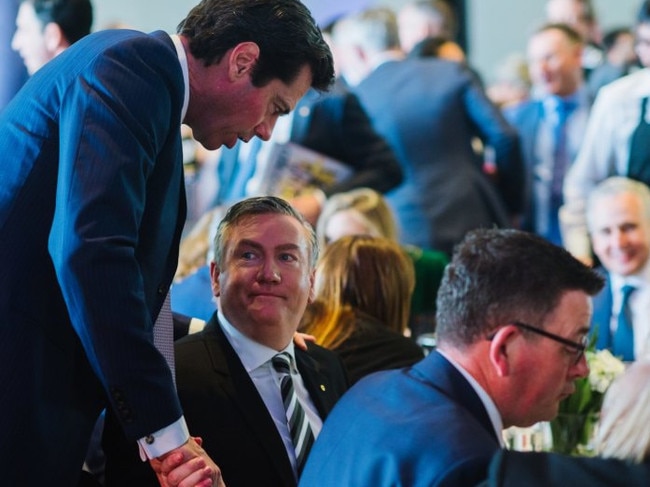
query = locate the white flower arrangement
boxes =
[587,349,626,394]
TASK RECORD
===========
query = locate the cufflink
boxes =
[320,384,326,391]
[145,435,155,445]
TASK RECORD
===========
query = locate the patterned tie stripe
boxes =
[272,352,315,474]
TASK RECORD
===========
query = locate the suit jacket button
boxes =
[145,435,155,445]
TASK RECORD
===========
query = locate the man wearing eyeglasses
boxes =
[300,228,603,487]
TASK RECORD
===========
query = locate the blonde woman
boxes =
[301,235,424,384]
[316,187,448,339]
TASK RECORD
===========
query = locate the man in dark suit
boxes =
[178,197,348,486]
[504,23,590,245]
[0,1,334,485]
[586,177,650,361]
[300,228,603,486]
[107,197,349,486]
[330,8,524,255]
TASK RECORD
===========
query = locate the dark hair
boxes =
[435,229,604,347]
[408,36,448,59]
[602,27,632,52]
[534,22,584,45]
[178,0,334,90]
[27,0,93,43]
[212,196,318,268]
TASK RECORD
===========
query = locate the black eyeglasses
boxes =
[489,321,587,365]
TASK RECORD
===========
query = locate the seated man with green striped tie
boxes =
[174,196,349,486]
[587,177,650,361]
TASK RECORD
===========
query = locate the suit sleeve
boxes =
[49,41,183,439]
[461,66,525,215]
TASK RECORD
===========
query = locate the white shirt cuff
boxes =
[137,416,190,460]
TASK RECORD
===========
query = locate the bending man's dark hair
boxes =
[178,0,334,91]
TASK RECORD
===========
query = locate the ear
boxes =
[43,22,67,54]
[210,261,221,297]
[228,42,261,81]
[488,325,519,378]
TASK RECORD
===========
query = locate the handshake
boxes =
[150,437,225,487]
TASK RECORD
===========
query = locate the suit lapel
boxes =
[204,320,297,486]
[295,347,336,419]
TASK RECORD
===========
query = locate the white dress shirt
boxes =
[218,310,322,474]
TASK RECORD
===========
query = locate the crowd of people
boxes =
[3,0,650,486]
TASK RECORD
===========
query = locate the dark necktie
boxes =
[272,352,315,476]
[613,284,636,361]
[545,98,577,244]
[627,97,650,185]
[551,98,577,201]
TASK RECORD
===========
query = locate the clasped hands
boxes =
[150,437,225,487]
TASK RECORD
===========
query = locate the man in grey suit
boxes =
[331,8,524,255]
[0,0,334,485]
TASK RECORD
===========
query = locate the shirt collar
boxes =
[217,310,296,373]
[437,349,505,446]
[170,34,190,123]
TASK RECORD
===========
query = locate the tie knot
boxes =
[272,352,293,375]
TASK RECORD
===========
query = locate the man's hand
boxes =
[294,331,316,351]
[150,437,225,487]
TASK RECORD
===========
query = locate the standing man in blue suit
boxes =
[504,23,590,245]
[0,0,334,485]
[300,228,603,487]
[587,177,650,361]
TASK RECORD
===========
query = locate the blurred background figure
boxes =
[331,7,524,255]
[0,1,27,112]
[561,0,650,264]
[486,53,531,109]
[12,0,93,75]
[504,23,589,246]
[545,0,603,79]
[586,177,650,362]
[588,26,639,98]
[397,0,456,55]
[300,235,424,385]
[316,187,448,340]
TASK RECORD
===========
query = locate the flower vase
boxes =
[550,412,599,456]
